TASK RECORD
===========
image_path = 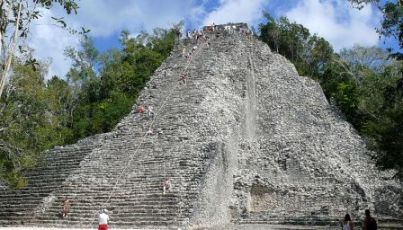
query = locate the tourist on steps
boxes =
[137,105,146,113]
[147,105,154,118]
[186,52,192,60]
[62,197,70,218]
[179,73,188,84]
[98,209,110,230]
[182,47,187,57]
[363,209,377,230]
[162,177,171,195]
[174,28,181,42]
[341,213,354,230]
[146,128,154,135]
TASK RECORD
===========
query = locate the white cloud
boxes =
[203,0,268,26]
[73,0,195,36]
[28,0,382,79]
[285,0,381,51]
[29,0,204,78]
[29,9,79,79]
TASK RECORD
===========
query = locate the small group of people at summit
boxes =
[341,210,378,230]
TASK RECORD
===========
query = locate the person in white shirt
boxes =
[341,213,354,230]
[98,209,109,230]
[147,105,154,118]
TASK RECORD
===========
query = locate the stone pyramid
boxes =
[0,23,401,229]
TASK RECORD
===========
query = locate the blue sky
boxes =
[29,0,399,78]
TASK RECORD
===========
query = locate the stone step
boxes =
[24,172,189,180]
[22,177,201,188]
[45,148,92,154]
[2,191,194,202]
[44,202,186,211]
[42,208,193,217]
[25,164,198,174]
[21,175,177,185]
[0,189,198,200]
[0,193,50,200]
[0,204,189,216]
[35,156,88,164]
[38,207,183,217]
[46,164,193,173]
[235,217,403,228]
[0,197,183,207]
[52,154,200,161]
[0,196,196,208]
[29,219,182,227]
[27,163,80,170]
[41,153,92,162]
[236,218,342,225]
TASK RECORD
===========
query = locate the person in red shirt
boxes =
[98,209,109,230]
[137,105,146,113]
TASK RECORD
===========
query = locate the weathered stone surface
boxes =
[0,23,401,229]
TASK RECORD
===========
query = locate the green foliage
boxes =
[378,1,403,52]
[0,0,81,100]
[0,26,177,187]
[36,0,79,14]
[348,0,402,58]
[0,64,68,187]
[362,73,403,176]
[259,13,333,76]
[70,28,176,139]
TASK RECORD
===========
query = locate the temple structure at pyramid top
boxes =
[0,23,401,229]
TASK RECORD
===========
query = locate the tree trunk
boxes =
[0,0,4,60]
[0,2,21,99]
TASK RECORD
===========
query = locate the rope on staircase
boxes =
[89,34,212,229]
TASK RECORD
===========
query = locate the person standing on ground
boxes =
[62,197,70,218]
[363,209,377,230]
[341,213,354,230]
[98,209,109,230]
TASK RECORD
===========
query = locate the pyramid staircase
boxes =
[0,30,221,229]
[0,142,97,225]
